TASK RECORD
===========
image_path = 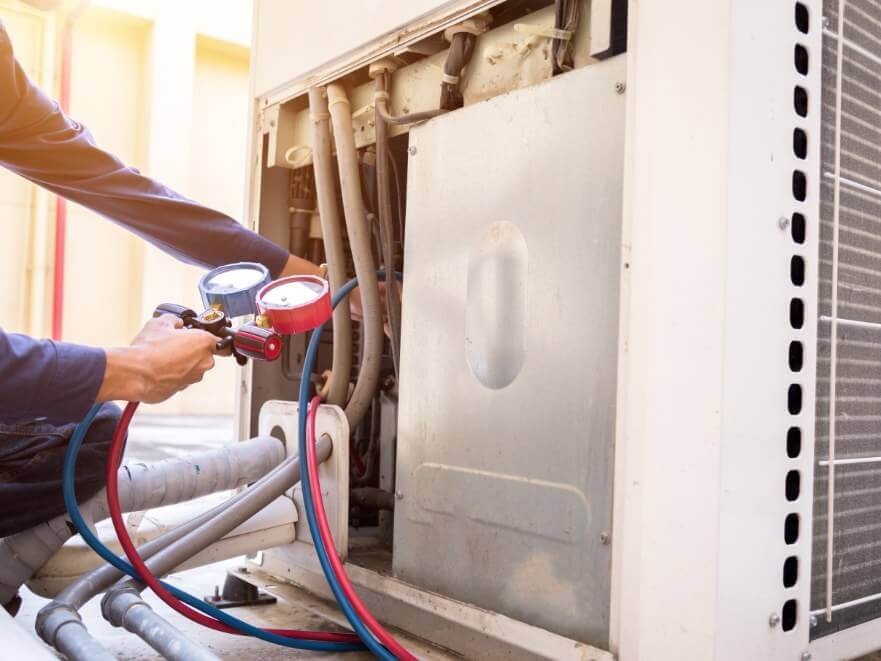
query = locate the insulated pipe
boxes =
[51,495,237,612]
[0,436,284,605]
[101,588,221,661]
[38,605,116,661]
[372,73,403,376]
[351,487,395,511]
[40,440,331,657]
[327,84,384,429]
[109,437,331,597]
[308,87,352,406]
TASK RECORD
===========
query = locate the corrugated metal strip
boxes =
[812,0,881,636]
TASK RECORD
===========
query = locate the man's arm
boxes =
[0,329,105,423]
[0,21,295,277]
[1,317,219,425]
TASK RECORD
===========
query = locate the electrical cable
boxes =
[440,33,476,110]
[102,401,362,648]
[305,396,416,660]
[374,73,403,378]
[552,0,579,74]
[62,404,364,653]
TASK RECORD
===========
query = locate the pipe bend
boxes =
[326,83,351,109]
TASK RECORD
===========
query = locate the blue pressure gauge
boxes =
[198,262,270,317]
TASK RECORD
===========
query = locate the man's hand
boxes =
[96,315,218,404]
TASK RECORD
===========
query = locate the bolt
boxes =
[408,146,417,156]
[615,82,626,94]
[768,613,780,628]
[599,532,611,545]
[395,490,404,500]
[778,215,790,230]
[809,614,818,628]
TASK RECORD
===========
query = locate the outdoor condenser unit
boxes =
[232,0,881,659]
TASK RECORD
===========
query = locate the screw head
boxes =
[599,532,611,545]
[822,15,830,29]
[768,613,780,628]
[801,652,812,661]
[615,82,626,94]
[408,146,418,156]
[395,490,404,500]
[809,614,818,627]
[778,215,790,230]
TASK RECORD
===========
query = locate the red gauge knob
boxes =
[233,323,282,361]
[256,275,332,335]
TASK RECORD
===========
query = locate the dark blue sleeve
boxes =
[0,21,289,277]
[0,329,105,424]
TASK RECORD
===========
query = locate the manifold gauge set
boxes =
[153,262,333,364]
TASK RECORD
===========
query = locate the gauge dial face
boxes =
[205,266,266,293]
[260,279,325,308]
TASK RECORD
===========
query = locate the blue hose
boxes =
[62,404,363,652]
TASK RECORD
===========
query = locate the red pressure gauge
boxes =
[256,275,333,335]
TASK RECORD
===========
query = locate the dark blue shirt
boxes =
[0,21,288,424]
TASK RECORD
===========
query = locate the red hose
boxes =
[305,397,417,661]
[104,401,360,644]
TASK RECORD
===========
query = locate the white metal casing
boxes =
[611,0,824,659]
[257,401,350,566]
[394,56,625,646]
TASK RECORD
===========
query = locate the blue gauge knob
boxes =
[198,262,270,317]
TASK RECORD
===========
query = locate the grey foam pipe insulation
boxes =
[0,435,284,605]
[327,83,385,430]
[103,588,221,661]
[308,86,353,407]
[39,438,332,661]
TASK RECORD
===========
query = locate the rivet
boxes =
[809,614,818,628]
[615,82,626,94]
[408,146,417,156]
[801,652,812,661]
[769,613,780,628]
[599,532,611,545]
[778,215,790,230]
[395,490,404,500]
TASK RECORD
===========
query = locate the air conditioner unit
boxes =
[235,1,880,659]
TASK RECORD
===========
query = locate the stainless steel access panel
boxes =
[393,55,626,647]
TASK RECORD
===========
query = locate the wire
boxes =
[374,97,447,126]
[62,404,364,653]
[552,0,579,74]
[103,402,361,647]
[306,396,417,660]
